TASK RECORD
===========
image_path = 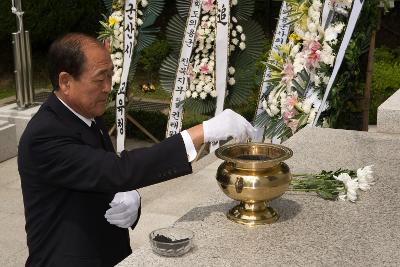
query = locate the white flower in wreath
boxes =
[228,77,236,86]
[185,90,192,98]
[209,16,216,23]
[230,44,235,52]
[137,18,143,26]
[231,30,237,37]
[334,22,345,33]
[210,90,217,97]
[141,0,148,8]
[236,25,243,33]
[232,16,237,23]
[239,42,246,50]
[240,34,246,41]
[312,0,323,9]
[228,67,235,75]
[204,83,213,93]
[270,105,280,116]
[322,75,330,85]
[192,91,198,98]
[232,38,239,45]
[262,99,268,111]
[231,0,238,5]
[200,91,207,99]
[335,7,348,16]
[307,21,318,33]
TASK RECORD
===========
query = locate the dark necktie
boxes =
[90,121,106,149]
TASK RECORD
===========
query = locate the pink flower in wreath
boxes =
[283,110,295,124]
[308,40,321,53]
[200,63,209,74]
[187,64,195,81]
[286,95,299,110]
[287,119,299,134]
[202,0,214,12]
[282,60,294,84]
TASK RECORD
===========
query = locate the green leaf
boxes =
[232,0,255,21]
[102,0,113,15]
[159,55,179,92]
[166,15,186,55]
[176,0,191,20]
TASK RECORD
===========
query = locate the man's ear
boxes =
[58,72,72,95]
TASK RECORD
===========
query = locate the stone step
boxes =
[377,89,400,134]
[0,120,17,162]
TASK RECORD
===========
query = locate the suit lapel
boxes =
[45,93,111,150]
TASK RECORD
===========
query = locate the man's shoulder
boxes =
[20,103,69,144]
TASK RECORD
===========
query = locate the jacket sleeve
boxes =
[28,133,192,193]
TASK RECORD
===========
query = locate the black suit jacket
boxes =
[18,93,192,266]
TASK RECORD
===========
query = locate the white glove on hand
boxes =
[105,190,141,228]
[203,109,256,143]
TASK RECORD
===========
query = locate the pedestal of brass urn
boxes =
[215,143,293,226]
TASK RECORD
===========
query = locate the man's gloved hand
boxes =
[105,190,141,228]
[203,109,256,143]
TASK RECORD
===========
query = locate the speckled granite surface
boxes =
[118,128,400,266]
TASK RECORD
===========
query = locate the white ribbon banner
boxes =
[166,0,202,138]
[312,0,365,127]
[116,0,137,153]
[210,0,230,152]
[254,1,290,142]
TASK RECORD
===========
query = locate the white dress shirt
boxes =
[57,96,197,162]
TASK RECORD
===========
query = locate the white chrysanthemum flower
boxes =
[228,67,235,75]
[231,0,238,5]
[115,52,123,59]
[324,26,338,42]
[334,22,345,33]
[290,44,300,57]
[230,44,235,52]
[240,34,246,41]
[137,18,143,26]
[356,165,375,191]
[200,91,207,99]
[262,99,268,110]
[232,16,237,23]
[232,38,239,45]
[270,105,280,116]
[209,16,216,23]
[239,42,246,50]
[196,84,203,93]
[113,40,120,49]
[336,7,348,16]
[312,0,322,9]
[191,91,198,98]
[228,77,235,86]
[138,10,143,16]
[236,25,243,33]
[308,22,317,33]
[117,34,124,43]
[185,90,192,98]
[266,108,274,117]
[203,83,213,93]
[231,30,237,37]
[322,75,330,84]
[210,90,217,97]
[141,0,148,7]
[202,15,209,21]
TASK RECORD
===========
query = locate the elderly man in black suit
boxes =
[18,33,255,267]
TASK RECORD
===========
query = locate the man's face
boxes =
[67,44,113,118]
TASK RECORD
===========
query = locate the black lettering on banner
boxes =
[125,3,136,20]
[117,118,124,134]
[170,121,179,129]
[217,4,227,25]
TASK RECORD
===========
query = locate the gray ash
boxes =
[236,154,270,161]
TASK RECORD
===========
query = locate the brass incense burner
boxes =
[215,143,293,226]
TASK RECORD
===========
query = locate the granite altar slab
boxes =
[119,128,400,266]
